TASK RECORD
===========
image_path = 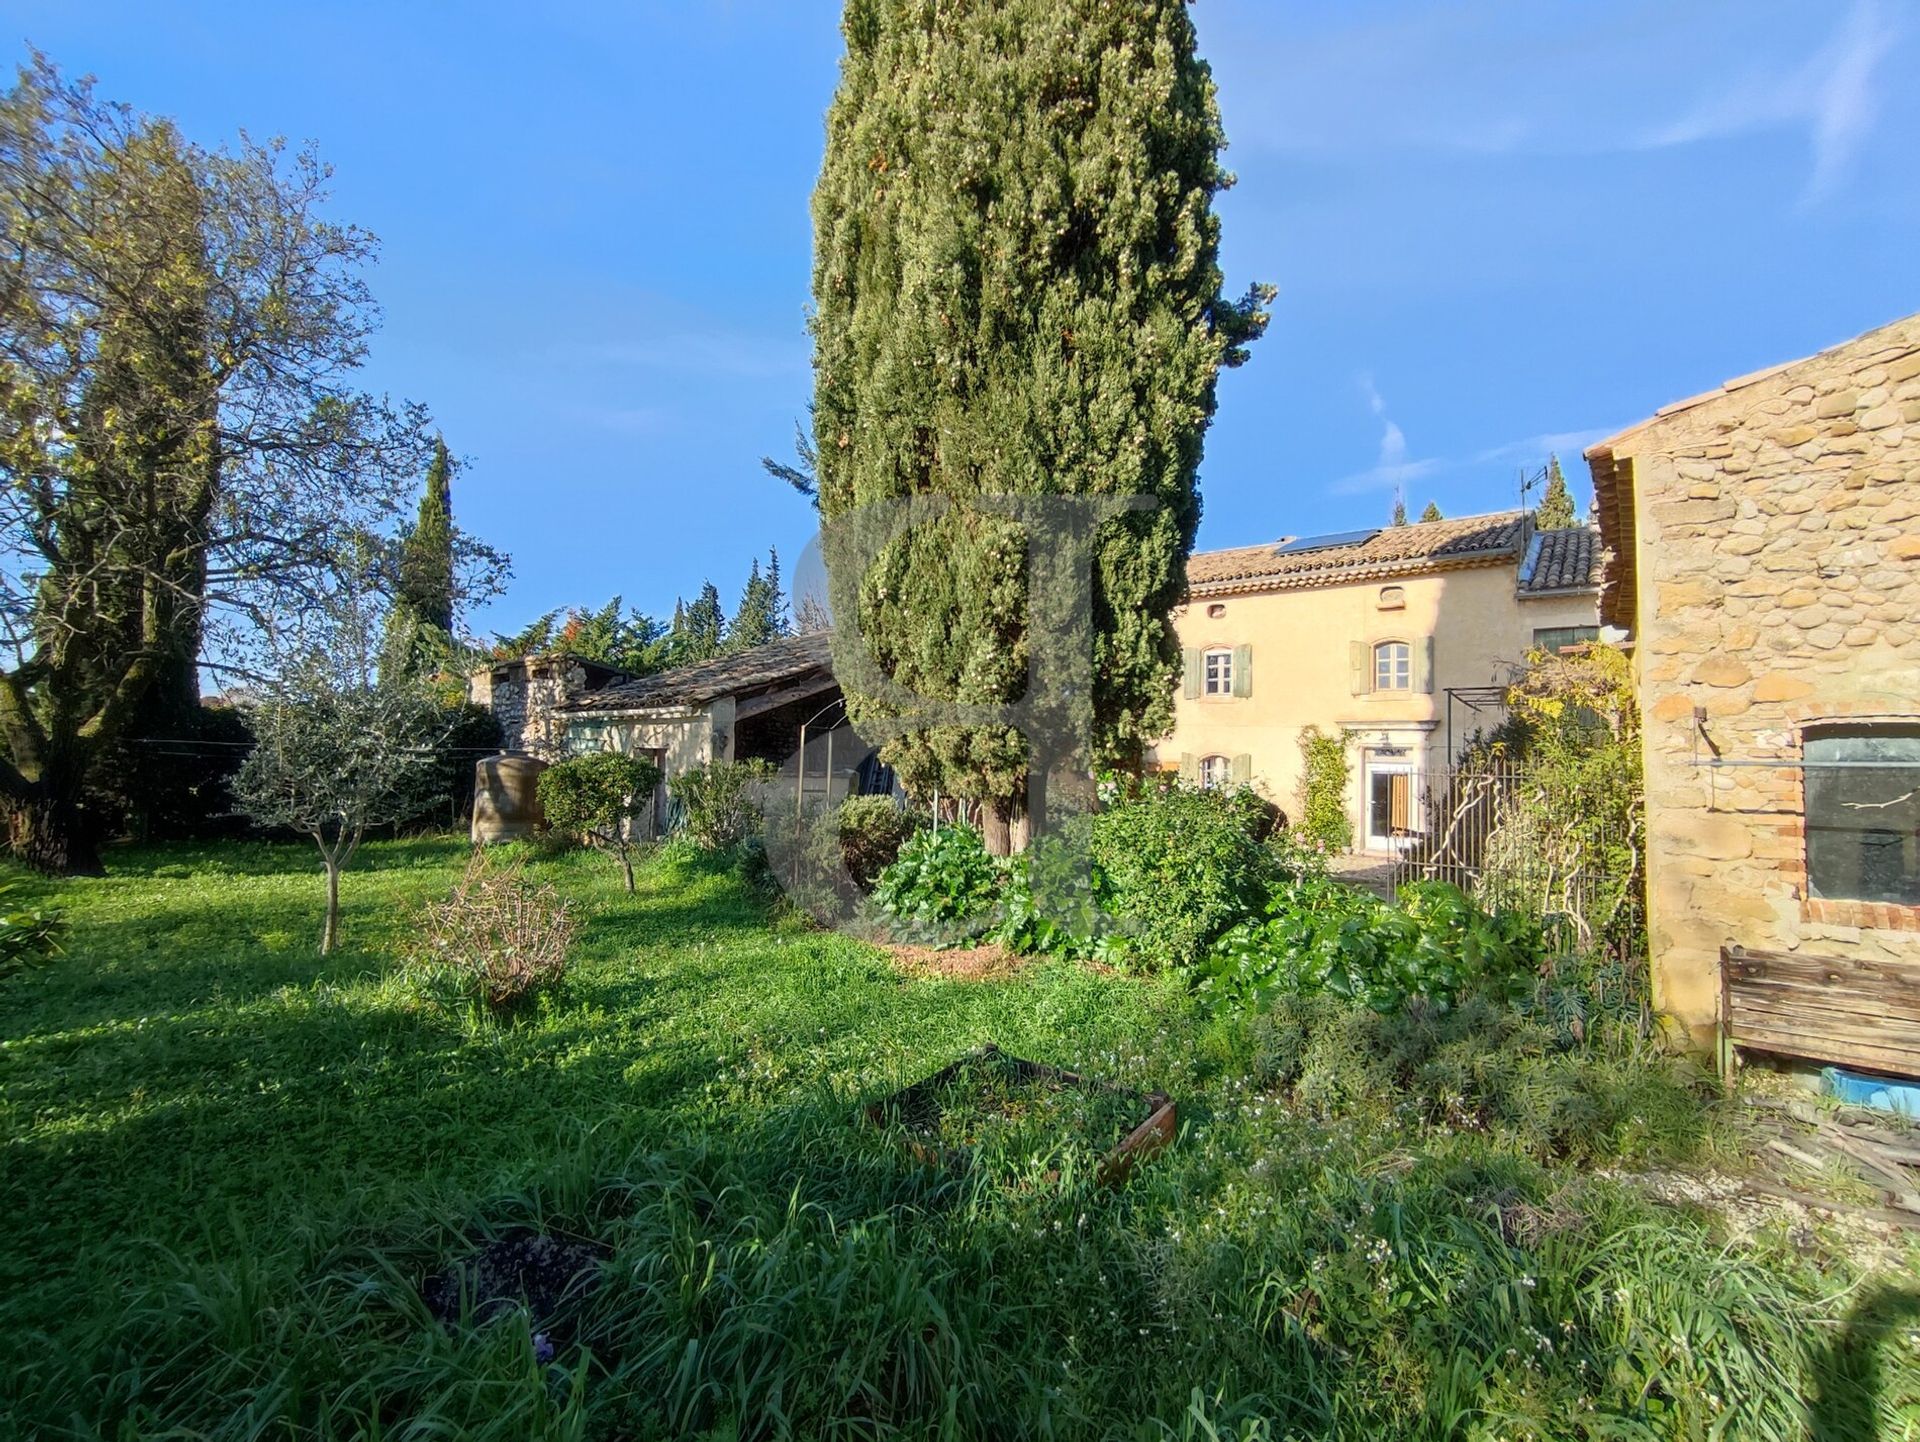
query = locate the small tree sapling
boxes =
[231,645,446,953]
[537,750,662,892]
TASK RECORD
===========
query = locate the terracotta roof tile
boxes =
[1185,511,1526,596]
[1518,526,1601,594]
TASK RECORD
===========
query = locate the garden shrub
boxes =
[669,758,775,851]
[870,823,1001,943]
[1088,783,1276,969]
[992,820,1120,962]
[1199,877,1545,1016]
[538,750,662,891]
[91,699,257,842]
[835,796,922,889]
[407,852,576,1013]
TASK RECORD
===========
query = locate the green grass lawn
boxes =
[2,839,1916,1440]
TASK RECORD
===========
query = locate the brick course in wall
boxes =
[1586,313,1920,1049]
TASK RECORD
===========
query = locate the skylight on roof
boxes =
[1273,527,1380,557]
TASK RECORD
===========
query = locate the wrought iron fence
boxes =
[1390,761,1643,957]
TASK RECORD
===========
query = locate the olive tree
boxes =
[231,627,445,953]
[537,750,662,893]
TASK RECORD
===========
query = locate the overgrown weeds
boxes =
[1,839,1913,1440]
[406,850,576,1013]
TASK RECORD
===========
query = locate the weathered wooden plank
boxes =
[1725,947,1920,999]
[1729,975,1920,1026]
[1735,990,1920,1036]
[1735,990,1920,1052]
[1722,943,1920,1073]
[1730,1018,1920,1075]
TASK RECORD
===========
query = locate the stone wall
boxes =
[1592,313,1920,1047]
[467,657,595,762]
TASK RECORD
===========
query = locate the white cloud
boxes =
[1331,419,1619,500]
[1201,0,1904,199]
[1331,375,1445,494]
[1472,428,1617,467]
[1639,0,1898,200]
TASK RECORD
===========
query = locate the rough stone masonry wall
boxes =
[467,661,585,762]
[1625,315,1920,1047]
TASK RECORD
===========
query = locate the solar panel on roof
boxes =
[1273,527,1380,556]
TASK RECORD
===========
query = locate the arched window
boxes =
[1373,640,1412,691]
[1199,755,1231,790]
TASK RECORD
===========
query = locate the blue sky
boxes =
[10,1,1917,638]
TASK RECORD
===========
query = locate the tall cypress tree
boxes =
[397,438,456,634]
[811,0,1270,845]
[1418,500,1443,523]
[1534,454,1578,530]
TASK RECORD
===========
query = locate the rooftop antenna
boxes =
[1517,462,1545,545]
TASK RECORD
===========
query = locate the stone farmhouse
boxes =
[467,653,637,761]
[470,632,886,832]
[1154,512,1606,853]
[1586,310,1920,1060]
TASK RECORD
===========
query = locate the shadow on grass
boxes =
[1808,1283,1920,1442]
[98,835,474,880]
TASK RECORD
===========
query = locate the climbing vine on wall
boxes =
[1296,726,1354,852]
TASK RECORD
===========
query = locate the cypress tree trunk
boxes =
[7,787,103,876]
[982,801,1012,858]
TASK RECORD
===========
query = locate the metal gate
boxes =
[1391,760,1643,955]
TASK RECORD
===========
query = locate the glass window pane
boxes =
[1204,649,1232,695]
[1374,641,1410,690]
[1805,727,1920,905]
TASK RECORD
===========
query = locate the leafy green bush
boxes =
[992,823,1121,962]
[406,852,576,1014]
[0,879,63,980]
[538,750,662,891]
[835,796,922,889]
[668,758,775,851]
[870,824,1002,943]
[1088,783,1276,969]
[1199,877,1545,1016]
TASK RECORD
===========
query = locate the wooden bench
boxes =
[1721,944,1920,1079]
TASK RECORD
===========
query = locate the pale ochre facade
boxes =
[1157,548,1600,853]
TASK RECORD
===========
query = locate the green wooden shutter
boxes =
[1232,753,1252,785]
[1182,647,1202,699]
[1232,643,1252,698]
[1349,641,1369,695]
[1178,752,1199,783]
[1415,635,1435,694]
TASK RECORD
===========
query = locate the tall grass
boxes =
[1,840,1914,1439]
